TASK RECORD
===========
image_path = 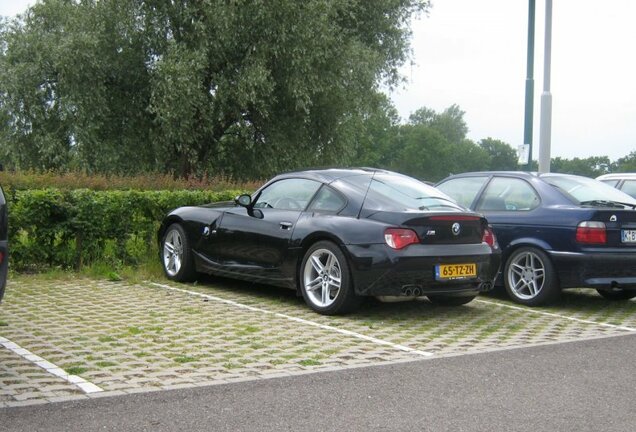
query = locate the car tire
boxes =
[504,247,559,306]
[427,294,476,306]
[300,241,360,315]
[596,288,636,301]
[161,223,197,282]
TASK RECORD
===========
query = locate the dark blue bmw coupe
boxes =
[437,171,636,306]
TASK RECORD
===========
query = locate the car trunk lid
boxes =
[366,211,487,245]
[587,209,636,248]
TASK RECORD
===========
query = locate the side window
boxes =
[621,180,636,199]
[436,176,489,209]
[254,178,321,210]
[477,177,540,211]
[599,179,619,187]
[307,186,346,213]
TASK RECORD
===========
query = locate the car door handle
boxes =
[280,222,293,230]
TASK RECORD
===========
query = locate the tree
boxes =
[392,125,452,181]
[408,104,468,144]
[479,138,518,170]
[614,151,636,172]
[0,0,430,178]
[551,156,611,177]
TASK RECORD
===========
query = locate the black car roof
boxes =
[273,167,392,183]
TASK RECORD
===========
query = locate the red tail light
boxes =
[576,221,606,244]
[0,251,3,264]
[482,226,497,247]
[384,228,419,250]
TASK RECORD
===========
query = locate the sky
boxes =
[2,0,635,162]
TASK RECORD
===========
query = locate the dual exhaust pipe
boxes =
[402,286,422,297]
[400,281,493,297]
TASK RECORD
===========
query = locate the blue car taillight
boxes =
[576,221,607,244]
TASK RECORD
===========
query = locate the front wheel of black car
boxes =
[300,241,359,315]
[161,223,196,282]
[596,288,636,301]
[504,247,559,306]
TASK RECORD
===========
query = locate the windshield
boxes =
[542,174,636,207]
[364,173,463,212]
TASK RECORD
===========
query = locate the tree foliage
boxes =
[551,156,611,178]
[0,0,429,179]
[479,137,518,171]
[614,151,636,172]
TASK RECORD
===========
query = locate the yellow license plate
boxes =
[435,263,477,280]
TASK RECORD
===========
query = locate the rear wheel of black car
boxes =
[300,241,359,315]
[427,294,476,306]
[504,247,559,306]
[596,288,636,301]
[161,223,196,282]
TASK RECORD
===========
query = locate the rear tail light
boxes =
[576,221,606,244]
[482,226,497,247]
[384,228,419,250]
[0,251,3,264]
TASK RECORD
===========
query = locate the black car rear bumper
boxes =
[549,250,636,289]
[345,243,501,297]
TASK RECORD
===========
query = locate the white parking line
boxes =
[148,282,433,358]
[476,299,636,332]
[0,336,103,394]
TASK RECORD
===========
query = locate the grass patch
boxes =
[127,326,143,335]
[238,325,261,334]
[174,356,197,364]
[298,359,321,366]
[95,361,117,368]
[98,336,116,343]
[0,320,8,327]
[65,366,88,375]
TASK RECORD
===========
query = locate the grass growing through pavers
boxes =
[64,365,88,375]
[2,273,636,404]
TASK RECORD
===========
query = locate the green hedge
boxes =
[7,189,243,271]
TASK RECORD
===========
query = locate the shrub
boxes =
[8,189,243,271]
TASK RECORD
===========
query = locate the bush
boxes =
[8,189,243,271]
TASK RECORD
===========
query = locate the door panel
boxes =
[213,207,302,269]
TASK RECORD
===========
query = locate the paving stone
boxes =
[1,277,635,407]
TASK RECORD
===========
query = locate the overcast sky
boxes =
[2,0,635,161]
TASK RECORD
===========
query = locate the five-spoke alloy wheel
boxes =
[504,247,559,306]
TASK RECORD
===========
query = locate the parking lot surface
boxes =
[1,276,635,407]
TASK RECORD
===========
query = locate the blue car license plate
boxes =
[622,229,636,243]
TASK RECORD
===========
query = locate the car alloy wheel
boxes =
[504,247,559,306]
[303,248,342,308]
[507,250,545,299]
[163,228,184,277]
[161,224,196,282]
[300,241,359,315]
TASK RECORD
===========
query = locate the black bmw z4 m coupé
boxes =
[158,168,501,314]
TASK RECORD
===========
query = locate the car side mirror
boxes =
[235,194,252,207]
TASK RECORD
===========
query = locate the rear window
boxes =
[543,175,636,206]
[356,173,463,212]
